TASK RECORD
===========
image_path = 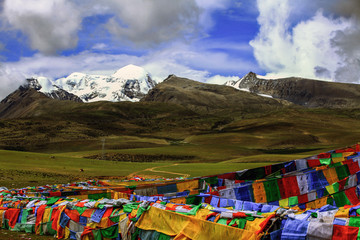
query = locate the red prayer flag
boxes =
[345,187,360,206]
[332,225,358,240]
[308,159,321,168]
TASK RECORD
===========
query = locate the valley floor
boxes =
[0,142,321,189]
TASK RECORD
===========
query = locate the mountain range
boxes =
[3,64,360,110]
[225,72,360,108]
[1,66,360,154]
[23,64,156,103]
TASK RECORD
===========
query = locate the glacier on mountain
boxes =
[32,64,156,102]
[224,72,273,98]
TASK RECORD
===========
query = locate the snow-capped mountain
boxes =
[224,71,360,107]
[30,64,156,102]
[224,72,273,99]
[225,72,258,90]
[26,77,83,102]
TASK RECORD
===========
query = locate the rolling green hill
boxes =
[0,76,360,188]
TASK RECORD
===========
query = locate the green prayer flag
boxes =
[264,179,281,202]
[46,221,57,235]
[158,232,171,240]
[327,197,334,206]
[24,224,33,233]
[331,153,343,158]
[93,229,102,240]
[217,218,228,225]
[319,158,332,165]
[21,209,32,224]
[123,202,141,213]
[186,195,201,205]
[11,223,21,232]
[329,163,342,168]
[237,218,247,229]
[46,197,61,206]
[349,217,360,227]
[88,192,110,200]
[136,206,150,219]
[100,224,119,238]
[73,206,87,215]
[335,165,350,181]
[333,191,351,207]
[204,176,218,185]
[332,182,340,193]
[289,196,298,206]
[131,227,140,240]
[109,215,120,223]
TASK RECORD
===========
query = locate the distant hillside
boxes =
[142,75,290,114]
[26,78,83,102]
[1,74,360,154]
[226,72,360,108]
[0,87,50,119]
[0,83,82,119]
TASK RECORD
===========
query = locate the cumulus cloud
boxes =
[2,0,82,55]
[0,65,26,100]
[143,60,209,83]
[0,0,247,100]
[251,0,360,83]
[104,0,201,47]
[331,0,360,18]
[1,41,246,82]
[0,38,252,100]
[1,0,232,52]
[2,52,142,79]
[206,75,239,85]
[94,0,231,47]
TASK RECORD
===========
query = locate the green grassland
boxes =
[1,98,360,189]
[0,149,279,188]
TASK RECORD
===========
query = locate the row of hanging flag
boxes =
[0,143,360,239]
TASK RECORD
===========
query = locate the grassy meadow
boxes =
[1,104,360,189]
[0,147,284,188]
[0,125,340,189]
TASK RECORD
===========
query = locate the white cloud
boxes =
[206,75,239,85]
[0,38,254,100]
[144,41,259,76]
[0,65,26,100]
[2,52,141,79]
[0,0,234,53]
[92,43,108,51]
[143,60,209,83]
[104,0,201,47]
[0,41,245,81]
[251,0,360,83]
[195,0,231,30]
[0,0,254,100]
[2,0,82,55]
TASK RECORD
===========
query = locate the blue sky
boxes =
[0,0,360,99]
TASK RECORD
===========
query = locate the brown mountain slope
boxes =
[1,75,360,154]
[142,75,290,114]
[235,72,360,108]
[0,87,51,119]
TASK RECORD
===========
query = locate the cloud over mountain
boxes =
[1,0,230,54]
[2,0,81,55]
[251,0,360,83]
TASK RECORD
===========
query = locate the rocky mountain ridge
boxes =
[26,78,83,102]
[226,72,360,108]
[142,75,288,114]
[55,64,156,102]
[19,64,156,103]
